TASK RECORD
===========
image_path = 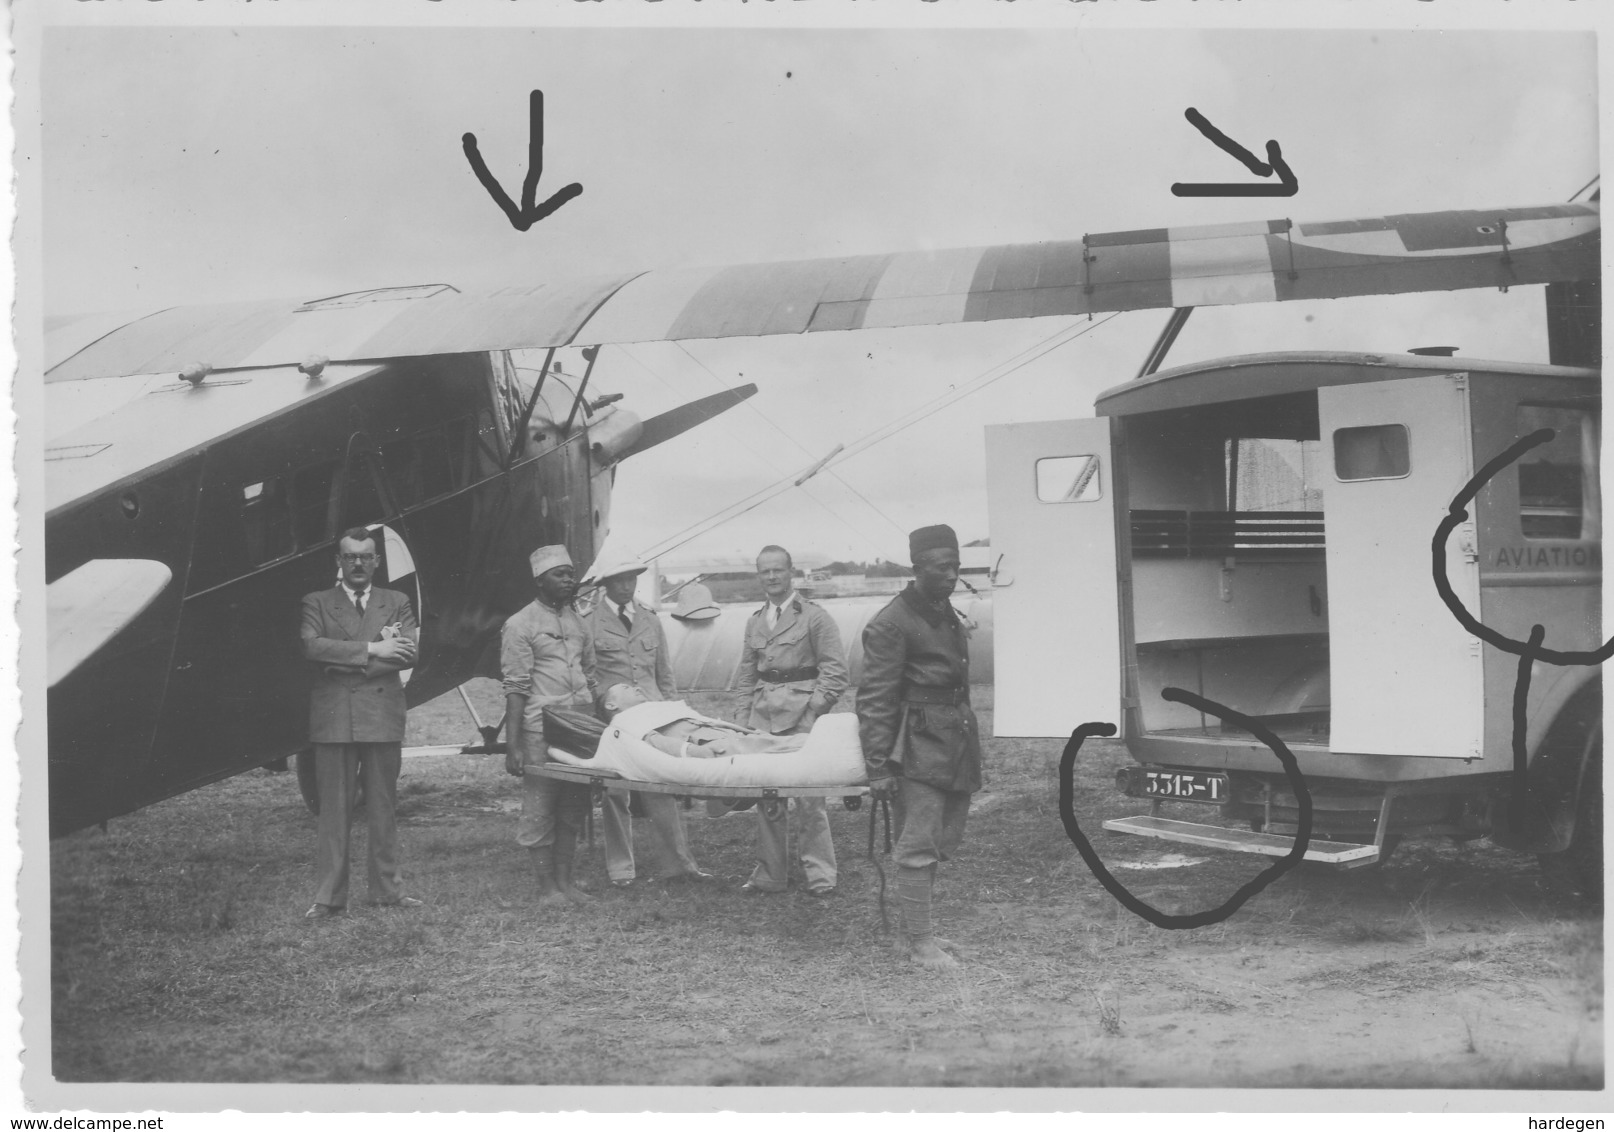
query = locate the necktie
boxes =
[352,590,366,617]
[768,603,779,630]
[618,603,633,632]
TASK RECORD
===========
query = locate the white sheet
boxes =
[607,699,738,740]
[547,712,868,789]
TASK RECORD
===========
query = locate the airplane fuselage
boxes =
[45,350,606,835]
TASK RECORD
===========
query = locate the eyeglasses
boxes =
[339,553,378,564]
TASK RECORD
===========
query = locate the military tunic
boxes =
[501,598,597,852]
[586,595,700,881]
[735,591,849,892]
[735,593,849,733]
[859,583,982,869]
[588,595,677,703]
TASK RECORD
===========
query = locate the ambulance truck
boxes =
[987,349,1601,896]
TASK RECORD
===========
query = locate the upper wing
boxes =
[48,203,1599,383]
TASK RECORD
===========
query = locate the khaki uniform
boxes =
[589,596,676,703]
[588,597,701,881]
[501,599,597,853]
[735,592,849,891]
[859,583,981,869]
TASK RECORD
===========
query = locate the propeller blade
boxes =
[617,383,757,460]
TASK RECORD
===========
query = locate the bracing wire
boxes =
[616,343,898,555]
[636,311,1123,562]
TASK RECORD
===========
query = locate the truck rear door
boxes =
[1318,374,1484,758]
[985,419,1121,737]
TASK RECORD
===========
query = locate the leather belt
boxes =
[904,684,969,706]
[759,666,820,684]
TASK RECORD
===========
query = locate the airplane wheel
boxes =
[294,749,366,817]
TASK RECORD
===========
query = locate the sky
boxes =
[34,20,1600,568]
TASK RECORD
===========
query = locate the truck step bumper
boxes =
[1102,815,1383,867]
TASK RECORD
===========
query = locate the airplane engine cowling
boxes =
[588,406,645,465]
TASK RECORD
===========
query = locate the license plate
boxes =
[1140,769,1228,803]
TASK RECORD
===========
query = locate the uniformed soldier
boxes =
[585,555,712,886]
[734,545,849,895]
[859,524,979,969]
[501,545,598,908]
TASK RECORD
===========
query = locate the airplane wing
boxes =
[47,202,1598,383]
[47,559,172,687]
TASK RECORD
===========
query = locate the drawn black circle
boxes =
[1434,431,1610,858]
[1433,429,1614,666]
[1058,688,1313,930]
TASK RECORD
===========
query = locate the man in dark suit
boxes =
[300,526,421,919]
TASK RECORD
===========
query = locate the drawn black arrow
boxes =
[1171,107,1298,198]
[462,89,584,231]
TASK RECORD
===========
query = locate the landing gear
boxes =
[454,683,508,755]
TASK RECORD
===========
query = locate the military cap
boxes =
[529,544,573,578]
[909,524,959,559]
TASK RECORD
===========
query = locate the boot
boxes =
[532,847,568,908]
[896,865,958,970]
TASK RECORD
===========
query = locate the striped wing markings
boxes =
[812,245,989,332]
[659,253,896,341]
[579,264,731,344]
[44,203,1600,380]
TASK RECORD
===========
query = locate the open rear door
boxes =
[985,418,1121,736]
[1319,374,1484,758]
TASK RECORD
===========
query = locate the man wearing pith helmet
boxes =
[585,554,712,887]
[500,544,598,907]
[859,524,979,969]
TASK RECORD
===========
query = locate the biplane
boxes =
[44,199,1598,844]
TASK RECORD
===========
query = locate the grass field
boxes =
[49,683,1603,1089]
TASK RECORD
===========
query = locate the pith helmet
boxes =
[671,582,721,621]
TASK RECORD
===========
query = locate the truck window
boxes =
[1518,405,1601,541]
[1332,424,1410,481]
[1036,454,1102,502]
[1229,438,1325,512]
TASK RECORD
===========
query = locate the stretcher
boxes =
[525,753,869,818]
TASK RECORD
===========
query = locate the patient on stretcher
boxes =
[543,684,865,791]
[599,684,806,759]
